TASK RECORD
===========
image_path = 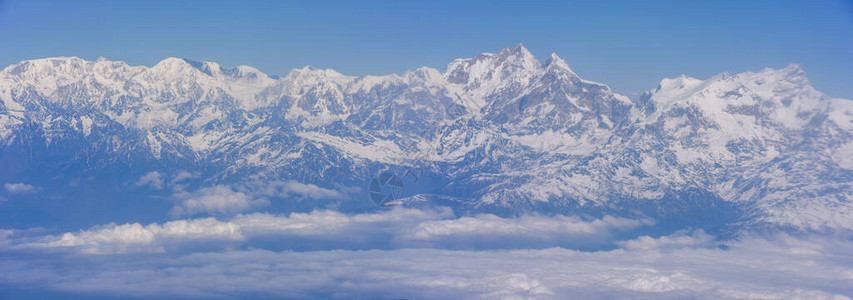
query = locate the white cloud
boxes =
[281,180,346,199]
[0,229,13,246]
[408,214,653,240]
[170,185,270,217]
[1,209,852,298]
[3,182,36,194]
[249,180,348,200]
[618,229,716,251]
[13,208,655,254]
[0,233,851,299]
[163,180,348,217]
[135,171,164,190]
[43,218,244,254]
[18,208,447,254]
[169,170,199,184]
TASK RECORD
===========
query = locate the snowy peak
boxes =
[180,58,224,77]
[150,57,197,73]
[148,57,264,81]
[284,66,354,84]
[405,67,443,85]
[4,56,88,73]
[443,44,538,82]
[672,65,812,99]
[498,43,538,63]
[756,63,807,83]
[542,53,574,74]
[1,56,139,83]
[638,64,841,169]
[649,75,705,104]
[440,44,550,111]
[222,65,268,81]
[648,65,829,125]
[443,43,541,85]
[738,64,817,101]
[492,43,538,66]
[151,57,233,80]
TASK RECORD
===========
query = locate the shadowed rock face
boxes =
[0,45,850,232]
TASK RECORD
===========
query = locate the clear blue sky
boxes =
[1,0,851,98]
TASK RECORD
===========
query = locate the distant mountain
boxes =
[0,44,850,232]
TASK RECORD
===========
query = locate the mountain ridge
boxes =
[0,45,850,233]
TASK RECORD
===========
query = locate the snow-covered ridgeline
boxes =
[0,44,850,231]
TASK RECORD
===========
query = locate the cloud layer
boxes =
[170,185,271,217]
[3,182,35,194]
[134,171,352,217]
[1,201,850,299]
[0,232,850,299]
[11,207,652,254]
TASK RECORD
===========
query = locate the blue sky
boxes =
[1,0,851,98]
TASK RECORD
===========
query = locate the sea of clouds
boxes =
[1,173,851,299]
[0,206,851,299]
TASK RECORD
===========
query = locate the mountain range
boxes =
[0,44,850,234]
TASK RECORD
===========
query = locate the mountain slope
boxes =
[0,45,850,232]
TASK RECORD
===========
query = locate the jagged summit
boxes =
[151,56,195,70]
[1,56,134,78]
[542,53,573,72]
[646,63,829,130]
[179,58,223,77]
[0,45,612,98]
[286,65,353,80]
[497,43,537,62]
[443,44,541,80]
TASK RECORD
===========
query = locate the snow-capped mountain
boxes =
[0,44,850,232]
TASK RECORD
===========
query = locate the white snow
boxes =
[295,131,407,165]
[0,50,850,232]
